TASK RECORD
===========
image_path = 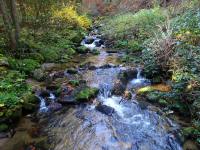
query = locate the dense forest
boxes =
[0,0,200,150]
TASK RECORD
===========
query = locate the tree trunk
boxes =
[0,0,17,51]
[10,0,20,45]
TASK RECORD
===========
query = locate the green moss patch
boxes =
[75,87,99,102]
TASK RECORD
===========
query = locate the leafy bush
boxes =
[9,58,40,74]
[0,71,29,108]
[52,6,91,29]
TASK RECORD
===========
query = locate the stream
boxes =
[39,28,182,150]
[1,27,183,150]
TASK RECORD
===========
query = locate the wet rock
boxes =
[66,68,78,74]
[88,65,97,70]
[96,104,114,116]
[138,101,149,110]
[112,80,126,95]
[118,68,138,84]
[106,50,118,53]
[94,40,104,47]
[38,90,50,98]
[48,102,62,111]
[84,38,94,44]
[99,64,115,69]
[58,95,77,105]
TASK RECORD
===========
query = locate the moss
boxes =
[66,48,76,56]
[158,99,168,106]
[0,123,8,132]
[91,49,100,55]
[77,46,89,54]
[75,87,99,102]
[69,80,80,86]
[22,93,39,104]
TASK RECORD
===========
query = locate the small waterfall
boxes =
[37,95,48,113]
[37,92,56,113]
[99,83,112,98]
[49,93,56,102]
[136,67,142,79]
[128,67,151,88]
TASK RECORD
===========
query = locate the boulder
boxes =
[33,68,45,81]
[48,102,62,111]
[58,95,77,105]
[94,41,101,47]
[84,38,95,44]
[118,68,138,85]
[96,104,114,116]
[41,63,57,72]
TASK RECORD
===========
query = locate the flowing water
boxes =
[42,30,183,150]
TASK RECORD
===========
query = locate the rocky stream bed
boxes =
[0,27,197,150]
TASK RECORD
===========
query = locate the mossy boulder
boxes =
[33,68,45,81]
[20,93,39,113]
[75,87,99,102]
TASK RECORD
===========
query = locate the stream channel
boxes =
[1,27,183,150]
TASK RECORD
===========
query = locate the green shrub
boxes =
[39,47,60,62]
[9,58,40,74]
[0,71,30,108]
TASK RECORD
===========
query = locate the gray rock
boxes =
[41,63,57,71]
[96,104,114,116]
[33,68,45,81]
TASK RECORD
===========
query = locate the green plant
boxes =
[9,58,40,74]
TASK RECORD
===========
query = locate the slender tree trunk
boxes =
[0,0,17,51]
[10,0,20,46]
